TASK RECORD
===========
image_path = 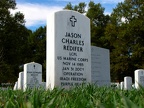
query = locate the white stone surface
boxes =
[13,81,18,90]
[91,46,110,87]
[135,69,144,89]
[124,76,132,90]
[46,10,91,89]
[18,72,24,90]
[17,78,20,89]
[23,62,42,91]
[120,81,124,90]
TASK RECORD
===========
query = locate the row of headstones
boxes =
[13,62,46,91]
[13,46,111,90]
[116,69,144,90]
[13,58,144,90]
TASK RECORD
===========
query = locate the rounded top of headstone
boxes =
[19,71,23,74]
[124,76,132,80]
[56,10,81,14]
[24,62,41,67]
[54,10,90,20]
[124,76,131,78]
[135,69,144,72]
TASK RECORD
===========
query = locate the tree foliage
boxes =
[86,1,110,47]
[0,0,30,83]
[105,0,144,81]
[64,2,86,14]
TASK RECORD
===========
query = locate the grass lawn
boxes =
[0,85,144,108]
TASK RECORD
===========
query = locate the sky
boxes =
[11,0,124,31]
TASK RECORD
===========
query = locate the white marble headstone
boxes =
[124,76,132,90]
[13,81,18,90]
[18,72,24,90]
[46,10,91,89]
[23,62,42,91]
[120,81,124,90]
[135,69,144,89]
[17,78,19,88]
[91,46,110,87]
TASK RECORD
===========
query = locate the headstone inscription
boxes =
[23,62,42,91]
[46,10,91,89]
[124,76,132,90]
[18,72,24,90]
[91,46,110,87]
[135,69,144,89]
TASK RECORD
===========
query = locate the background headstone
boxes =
[13,81,18,90]
[18,72,24,90]
[17,78,20,89]
[135,69,144,89]
[120,81,124,90]
[124,76,132,90]
[91,46,110,87]
[46,10,91,89]
[23,62,42,91]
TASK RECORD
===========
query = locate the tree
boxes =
[86,1,110,47]
[105,0,144,81]
[0,0,30,83]
[64,2,86,14]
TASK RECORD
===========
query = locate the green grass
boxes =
[0,85,144,108]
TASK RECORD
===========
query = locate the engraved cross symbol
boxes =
[70,16,77,27]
